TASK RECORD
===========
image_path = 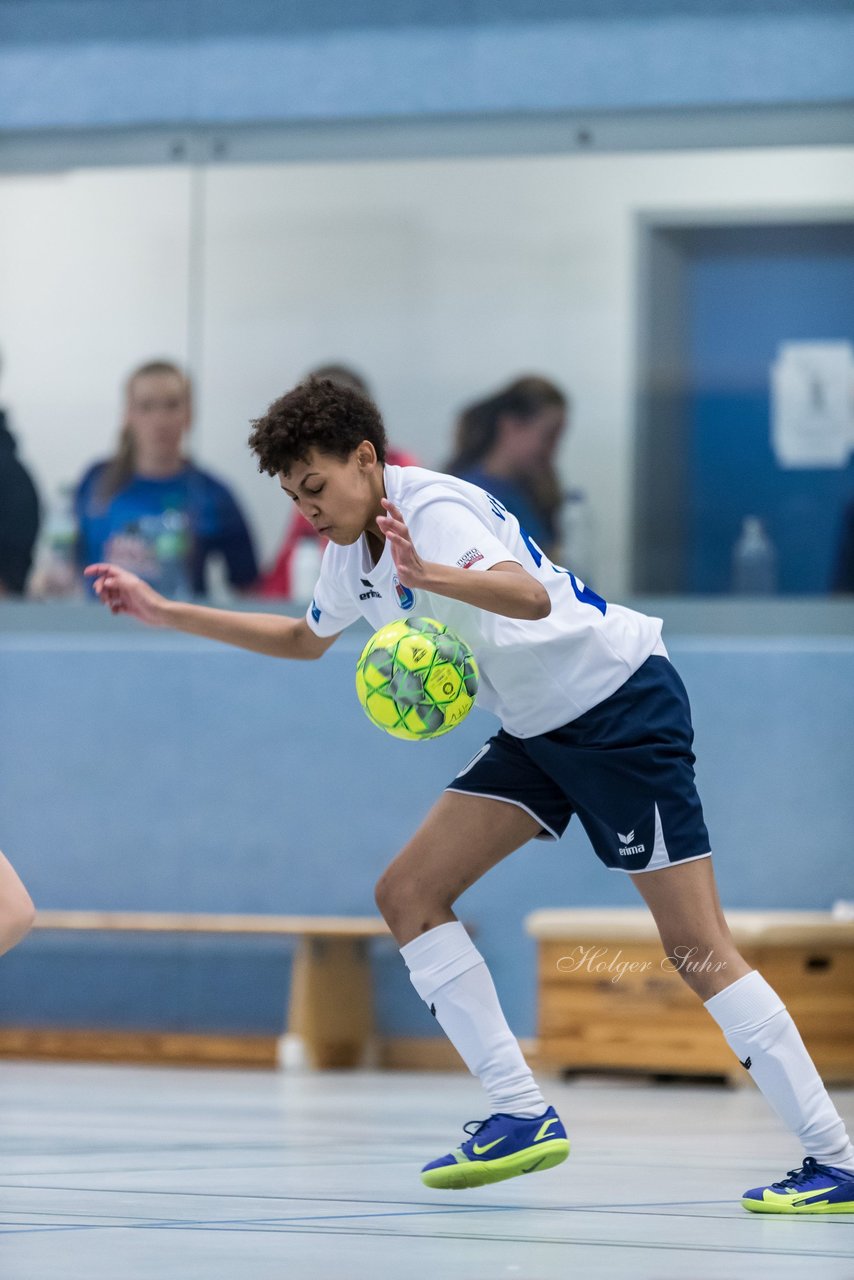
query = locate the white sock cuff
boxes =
[400,921,484,1001]
[704,970,786,1035]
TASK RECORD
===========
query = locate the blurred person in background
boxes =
[445,376,567,560]
[75,360,258,598]
[258,363,419,598]
[0,351,40,596]
[831,496,854,593]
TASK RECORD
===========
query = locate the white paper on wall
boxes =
[770,341,854,469]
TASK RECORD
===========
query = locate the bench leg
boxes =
[284,937,375,1069]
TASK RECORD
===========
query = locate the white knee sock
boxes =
[705,970,854,1172]
[400,921,545,1117]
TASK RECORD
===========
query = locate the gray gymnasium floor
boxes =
[0,1062,852,1279]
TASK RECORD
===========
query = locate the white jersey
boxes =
[305,465,664,738]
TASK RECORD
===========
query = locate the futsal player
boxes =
[87,376,854,1213]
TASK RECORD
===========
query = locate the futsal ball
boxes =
[355,617,479,741]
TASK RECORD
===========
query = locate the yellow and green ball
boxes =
[355,617,479,741]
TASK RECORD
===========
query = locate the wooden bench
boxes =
[526,908,854,1085]
[30,911,392,1069]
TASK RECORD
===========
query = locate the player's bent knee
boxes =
[374,867,449,938]
[374,867,407,924]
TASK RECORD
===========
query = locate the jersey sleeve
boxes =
[407,497,523,574]
[304,545,361,637]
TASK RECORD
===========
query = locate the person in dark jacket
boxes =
[0,404,40,596]
[831,499,854,593]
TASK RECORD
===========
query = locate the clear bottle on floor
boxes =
[30,484,82,598]
[290,536,323,603]
[558,488,594,583]
[153,508,193,599]
[731,516,778,595]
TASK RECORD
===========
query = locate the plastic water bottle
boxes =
[290,536,323,603]
[153,508,192,599]
[731,516,778,595]
[559,489,594,582]
[33,484,81,598]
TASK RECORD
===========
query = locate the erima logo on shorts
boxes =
[457,547,485,569]
[617,830,646,857]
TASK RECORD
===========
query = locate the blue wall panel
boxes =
[1,625,852,1040]
[0,4,852,131]
[686,225,854,594]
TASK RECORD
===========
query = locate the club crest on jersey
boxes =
[393,575,415,611]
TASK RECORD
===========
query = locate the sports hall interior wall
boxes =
[1,607,851,1042]
[2,2,851,133]
[0,2,851,1050]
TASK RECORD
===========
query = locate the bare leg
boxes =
[631,856,854,1170]
[377,792,548,1117]
[375,791,541,945]
[0,849,36,956]
[629,856,751,999]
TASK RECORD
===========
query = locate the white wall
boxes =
[2,147,853,595]
[0,166,191,501]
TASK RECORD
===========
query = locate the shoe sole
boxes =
[421,1138,570,1190]
[742,1196,854,1214]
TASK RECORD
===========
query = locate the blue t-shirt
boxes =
[75,462,258,596]
[455,468,553,551]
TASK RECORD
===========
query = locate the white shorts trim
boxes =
[444,788,560,843]
[609,849,713,875]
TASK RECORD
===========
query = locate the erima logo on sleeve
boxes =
[310,600,321,623]
[457,547,484,569]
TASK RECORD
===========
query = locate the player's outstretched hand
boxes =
[376,499,428,588]
[84,563,170,627]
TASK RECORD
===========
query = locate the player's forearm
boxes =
[421,563,551,620]
[159,601,318,658]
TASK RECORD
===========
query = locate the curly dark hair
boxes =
[248,376,387,476]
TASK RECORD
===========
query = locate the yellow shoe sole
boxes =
[742,1196,854,1214]
[421,1138,570,1190]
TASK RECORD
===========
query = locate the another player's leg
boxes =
[0,848,35,956]
[375,790,569,1189]
[631,856,854,1213]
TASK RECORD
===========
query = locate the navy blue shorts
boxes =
[446,656,711,874]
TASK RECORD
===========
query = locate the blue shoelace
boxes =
[463,1117,496,1139]
[774,1157,833,1189]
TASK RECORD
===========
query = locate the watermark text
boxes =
[556,944,727,983]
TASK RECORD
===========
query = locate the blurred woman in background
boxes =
[75,360,258,598]
[445,376,567,560]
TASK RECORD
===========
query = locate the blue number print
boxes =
[519,526,543,567]
[558,568,607,615]
[519,526,606,615]
[486,493,507,522]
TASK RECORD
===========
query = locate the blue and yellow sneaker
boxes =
[421,1106,569,1190]
[742,1157,854,1213]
